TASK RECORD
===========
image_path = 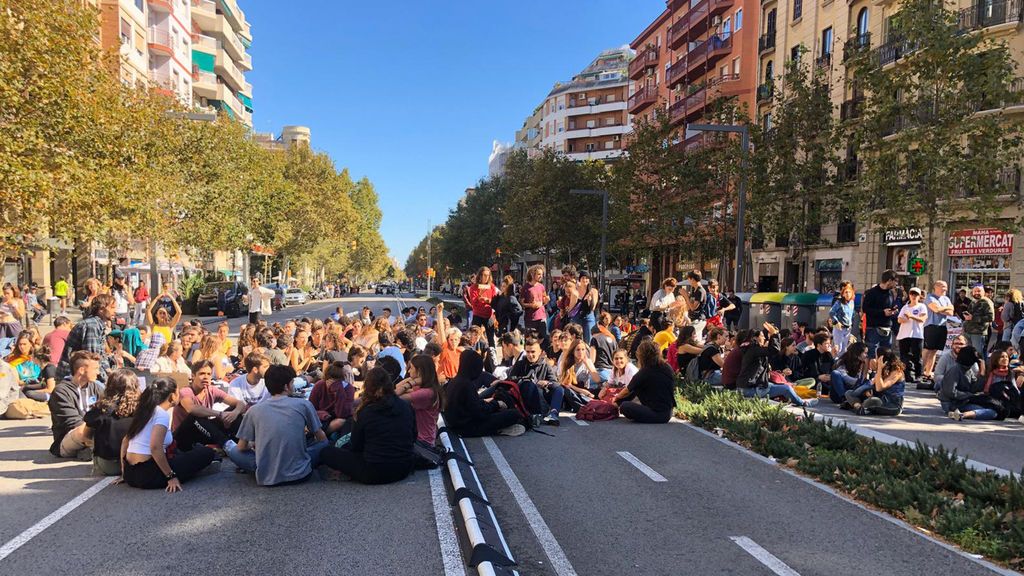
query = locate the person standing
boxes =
[922,280,955,382]
[829,281,856,356]
[467,267,498,347]
[132,282,149,327]
[521,265,550,343]
[648,277,679,328]
[862,270,899,359]
[246,277,274,325]
[896,287,928,384]
[686,271,712,340]
[963,283,995,361]
[573,271,600,343]
[54,277,70,315]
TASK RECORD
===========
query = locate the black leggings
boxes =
[898,337,923,382]
[452,410,522,438]
[123,446,216,489]
[319,447,413,485]
[620,401,672,424]
[22,381,48,402]
[173,413,241,450]
[472,314,496,348]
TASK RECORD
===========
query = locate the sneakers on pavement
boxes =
[802,398,819,408]
[497,424,526,437]
[543,410,560,427]
[862,397,883,413]
[949,410,964,422]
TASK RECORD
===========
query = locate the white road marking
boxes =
[616,451,667,482]
[482,437,579,576]
[730,536,801,576]
[428,468,467,576]
[0,476,116,562]
[571,418,589,426]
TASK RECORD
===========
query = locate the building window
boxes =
[134,31,145,54]
[732,57,740,76]
[605,141,615,150]
[735,9,743,31]
[791,45,801,63]
[857,8,869,37]
[765,60,774,81]
[586,143,596,152]
[822,27,833,57]
[793,0,803,21]
[723,18,731,38]
[119,17,131,44]
[762,112,772,130]
[766,8,777,35]
[837,218,857,243]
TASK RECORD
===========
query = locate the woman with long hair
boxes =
[830,281,856,356]
[950,350,1018,421]
[572,272,600,343]
[238,324,258,359]
[467,266,499,347]
[522,265,550,342]
[85,369,141,475]
[5,331,40,385]
[118,377,216,491]
[395,354,445,446]
[846,349,905,416]
[829,341,869,405]
[0,282,25,338]
[146,288,181,346]
[558,339,601,406]
[319,367,416,484]
[150,341,190,374]
[608,349,639,387]
[492,275,523,335]
[1001,289,1024,343]
[613,339,676,423]
[309,360,356,436]
[195,334,231,381]
[668,325,703,374]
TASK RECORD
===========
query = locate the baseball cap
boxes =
[909,287,923,296]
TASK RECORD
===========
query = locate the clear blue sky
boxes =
[244,1,662,265]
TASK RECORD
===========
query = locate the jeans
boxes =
[1012,319,1024,348]
[133,301,148,326]
[865,327,891,359]
[829,370,859,405]
[227,439,328,480]
[620,401,671,423]
[741,384,806,406]
[897,337,923,382]
[544,383,565,413]
[959,403,998,420]
[123,446,216,489]
[967,333,988,361]
[574,313,596,343]
[706,370,722,386]
[832,326,851,356]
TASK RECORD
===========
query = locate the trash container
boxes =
[749,292,786,330]
[781,293,820,330]
[735,292,754,332]
[47,297,61,317]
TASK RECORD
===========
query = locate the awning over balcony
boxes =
[237,92,253,112]
[193,50,215,72]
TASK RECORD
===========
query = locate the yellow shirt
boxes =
[54,280,68,298]
[220,337,235,357]
[152,325,173,346]
[653,329,675,352]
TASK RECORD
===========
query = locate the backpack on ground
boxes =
[492,380,532,425]
[515,380,550,416]
[684,356,702,383]
[576,400,619,421]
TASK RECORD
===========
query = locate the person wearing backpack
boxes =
[613,339,675,424]
[686,271,714,340]
[444,350,524,437]
[507,336,561,426]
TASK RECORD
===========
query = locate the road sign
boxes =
[908,257,927,276]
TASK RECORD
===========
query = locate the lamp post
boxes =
[569,189,609,299]
[686,123,749,292]
[426,219,432,299]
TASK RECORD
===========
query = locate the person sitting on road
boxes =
[737,324,816,407]
[227,352,271,409]
[933,336,972,390]
[227,365,328,486]
[669,325,703,375]
[310,360,356,438]
[829,342,869,406]
[320,366,417,484]
[507,336,562,426]
[194,334,232,381]
[720,330,749,390]
[770,337,801,381]
[434,303,461,380]
[49,350,103,459]
[171,360,243,451]
[652,318,676,353]
[119,377,217,492]
[150,340,190,375]
[697,327,727,386]
[84,368,140,475]
[589,312,617,382]
[949,350,1021,421]
[613,340,675,424]
[607,349,638,388]
[256,329,288,366]
[444,350,524,437]
[559,339,602,409]
[395,355,445,446]
[800,332,834,392]
[938,345,983,413]
[845,349,905,416]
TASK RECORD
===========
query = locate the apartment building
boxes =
[191,0,254,126]
[751,0,1024,294]
[254,126,312,151]
[540,48,634,162]
[98,0,150,87]
[629,0,758,150]
[515,105,543,157]
[147,0,193,103]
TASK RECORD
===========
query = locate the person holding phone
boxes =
[862,270,899,360]
[467,267,499,348]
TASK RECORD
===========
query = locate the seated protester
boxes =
[938,345,984,413]
[395,355,445,445]
[319,333,348,377]
[559,339,603,409]
[84,369,141,475]
[589,312,618,382]
[669,325,703,375]
[698,327,728,386]
[652,318,676,354]
[770,337,802,381]
[845,349,905,416]
[422,342,445,384]
[950,350,1020,421]
[720,330,749,391]
[6,331,41,387]
[626,318,653,359]
[227,352,271,409]
[934,336,970,388]
[395,330,416,363]
[465,326,493,373]
[309,361,356,436]
[258,329,289,366]
[613,340,675,424]
[347,345,368,384]
[507,336,562,426]
[49,350,103,459]
[737,324,817,407]
[172,360,243,451]
[320,367,417,484]
[800,333,834,391]
[119,378,217,491]
[545,329,565,368]
[443,350,523,437]
[134,332,165,372]
[376,354,404,387]
[434,303,461,381]
[150,341,190,375]
[829,342,869,406]
[20,343,57,403]
[227,365,328,486]
[607,349,638,388]
[493,332,524,380]
[377,339,407,380]
[793,322,810,352]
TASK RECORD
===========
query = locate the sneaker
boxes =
[949,409,964,422]
[543,411,560,427]
[1019,415,1024,425]
[202,459,222,475]
[862,397,883,413]
[497,424,526,437]
[844,390,861,406]
[801,398,819,408]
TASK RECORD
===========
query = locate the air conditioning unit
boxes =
[711,15,722,26]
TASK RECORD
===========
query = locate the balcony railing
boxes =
[668,1,709,50]
[628,84,659,113]
[758,32,776,54]
[193,69,217,85]
[669,97,688,125]
[192,0,216,13]
[843,33,871,62]
[815,52,832,69]
[876,36,919,66]
[756,82,774,104]
[629,44,660,79]
[686,35,733,76]
[958,0,1023,31]
[667,56,689,87]
[974,77,1024,111]
[147,27,173,52]
[840,97,863,121]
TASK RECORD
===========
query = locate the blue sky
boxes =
[245,1,662,265]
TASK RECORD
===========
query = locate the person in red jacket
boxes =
[467,266,499,348]
[308,361,355,437]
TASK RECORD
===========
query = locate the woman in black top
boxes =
[84,369,140,475]
[673,325,703,375]
[615,340,676,423]
[320,367,416,485]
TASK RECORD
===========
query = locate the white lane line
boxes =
[482,437,579,576]
[0,476,116,561]
[616,451,667,482]
[428,468,468,576]
[730,536,801,576]
[571,418,589,426]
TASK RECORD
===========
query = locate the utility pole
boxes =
[426,219,432,299]
[570,189,609,301]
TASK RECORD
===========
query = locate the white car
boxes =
[284,288,307,305]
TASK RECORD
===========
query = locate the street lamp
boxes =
[570,189,609,299]
[686,123,749,292]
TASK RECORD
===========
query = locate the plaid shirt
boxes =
[56,316,110,380]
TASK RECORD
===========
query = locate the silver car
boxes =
[284,288,307,305]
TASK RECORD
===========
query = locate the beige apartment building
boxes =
[751,0,1024,295]
[191,0,254,126]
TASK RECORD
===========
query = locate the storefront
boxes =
[815,258,843,293]
[755,255,781,292]
[883,227,924,291]
[948,227,1014,296]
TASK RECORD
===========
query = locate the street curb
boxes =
[437,416,519,576]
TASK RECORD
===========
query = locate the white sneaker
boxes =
[949,410,963,422]
[497,424,526,437]
[802,398,819,408]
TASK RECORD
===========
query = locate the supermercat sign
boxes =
[947,228,1014,257]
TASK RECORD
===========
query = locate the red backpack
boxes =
[492,380,531,423]
[576,400,619,421]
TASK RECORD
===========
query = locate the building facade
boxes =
[98,0,150,87]
[254,125,312,151]
[191,0,253,125]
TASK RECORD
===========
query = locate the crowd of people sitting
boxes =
[1,263,1022,493]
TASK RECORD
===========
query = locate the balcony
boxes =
[958,0,1023,32]
[815,52,832,70]
[147,27,174,55]
[686,35,733,79]
[667,56,689,88]
[840,97,864,121]
[876,36,919,67]
[215,48,247,92]
[676,74,744,124]
[842,158,862,182]
[974,77,1024,112]
[756,82,773,104]
[669,97,688,125]
[668,2,709,50]
[758,32,776,55]
[629,44,660,80]
[628,84,659,114]
[148,0,173,12]
[843,33,871,62]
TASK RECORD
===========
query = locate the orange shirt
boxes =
[439,341,460,380]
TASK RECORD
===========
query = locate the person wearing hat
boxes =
[896,287,929,384]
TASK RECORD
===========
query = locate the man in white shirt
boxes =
[245,277,274,324]
[649,277,681,326]
[227,352,271,409]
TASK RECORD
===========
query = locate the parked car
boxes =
[284,287,308,305]
[375,282,397,295]
[196,281,248,318]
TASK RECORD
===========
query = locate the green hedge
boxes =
[675,381,1024,568]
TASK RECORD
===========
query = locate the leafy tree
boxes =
[439,177,506,276]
